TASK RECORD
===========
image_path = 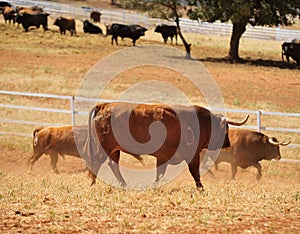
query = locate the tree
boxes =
[122,0,192,58]
[187,0,299,63]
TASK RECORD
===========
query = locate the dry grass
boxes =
[0,6,300,233]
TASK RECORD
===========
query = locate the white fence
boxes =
[6,0,300,42]
[0,90,299,150]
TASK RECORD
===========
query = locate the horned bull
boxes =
[86,102,248,189]
[201,129,291,181]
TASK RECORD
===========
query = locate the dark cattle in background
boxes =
[54,17,76,36]
[0,1,11,7]
[86,102,248,188]
[1,6,15,24]
[281,39,300,64]
[0,1,11,11]
[83,20,102,34]
[15,12,49,32]
[15,6,44,27]
[90,10,101,23]
[106,23,147,46]
[155,24,178,45]
[201,129,291,181]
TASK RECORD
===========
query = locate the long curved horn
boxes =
[227,115,249,126]
[280,140,291,146]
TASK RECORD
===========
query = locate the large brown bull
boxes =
[201,129,291,180]
[29,125,143,174]
[86,102,248,189]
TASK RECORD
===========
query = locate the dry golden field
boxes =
[0,3,300,233]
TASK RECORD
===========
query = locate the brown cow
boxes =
[90,10,101,23]
[200,129,291,181]
[16,6,44,15]
[54,17,76,36]
[29,125,143,174]
[86,102,248,189]
[29,125,87,173]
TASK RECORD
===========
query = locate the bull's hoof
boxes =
[90,180,96,186]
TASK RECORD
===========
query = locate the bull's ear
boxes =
[263,136,268,144]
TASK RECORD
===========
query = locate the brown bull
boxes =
[54,17,76,36]
[29,125,143,174]
[16,6,44,15]
[86,102,248,189]
[201,129,291,180]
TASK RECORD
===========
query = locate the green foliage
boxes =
[121,0,186,21]
[187,0,298,26]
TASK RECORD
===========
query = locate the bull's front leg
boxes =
[230,163,238,180]
[253,162,262,181]
[188,155,203,190]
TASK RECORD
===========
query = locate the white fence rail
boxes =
[0,90,299,150]
[6,0,300,42]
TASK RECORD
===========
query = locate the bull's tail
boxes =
[33,127,43,138]
[88,106,99,157]
[32,127,44,147]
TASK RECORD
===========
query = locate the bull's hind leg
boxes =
[49,153,59,174]
[108,151,126,187]
[28,153,44,172]
[155,159,167,183]
[188,155,203,190]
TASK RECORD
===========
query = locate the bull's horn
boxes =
[280,140,291,146]
[268,138,291,146]
[227,115,249,126]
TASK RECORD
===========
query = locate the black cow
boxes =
[281,39,300,64]
[83,20,102,34]
[15,13,49,32]
[0,1,11,11]
[155,24,178,45]
[106,23,147,46]
[1,6,15,24]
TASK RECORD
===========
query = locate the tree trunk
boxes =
[175,19,191,59]
[229,22,247,63]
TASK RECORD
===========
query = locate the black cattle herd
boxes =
[0,1,178,46]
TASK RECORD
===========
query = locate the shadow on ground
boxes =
[199,57,299,69]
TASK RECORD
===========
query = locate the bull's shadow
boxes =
[198,57,299,69]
